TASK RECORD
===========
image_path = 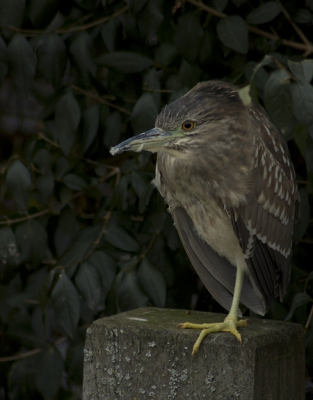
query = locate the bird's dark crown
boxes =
[156,81,244,132]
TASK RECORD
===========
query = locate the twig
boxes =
[299,238,313,244]
[72,85,132,116]
[143,86,173,93]
[136,233,158,264]
[100,166,121,185]
[185,0,313,56]
[0,337,66,363]
[0,208,53,226]
[278,0,313,57]
[0,5,129,37]
[0,191,84,227]
[57,5,129,34]
[62,212,112,270]
[305,304,313,330]
[82,212,111,261]
[38,132,100,166]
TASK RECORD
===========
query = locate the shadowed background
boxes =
[0,0,313,399]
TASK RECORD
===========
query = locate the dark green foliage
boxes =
[0,0,313,398]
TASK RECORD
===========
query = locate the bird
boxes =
[110,80,300,355]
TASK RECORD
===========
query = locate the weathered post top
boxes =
[83,307,304,400]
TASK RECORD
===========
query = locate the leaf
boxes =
[285,292,312,321]
[35,346,64,400]
[33,148,52,174]
[213,0,228,12]
[305,271,313,291]
[54,92,81,155]
[88,250,116,293]
[97,51,153,73]
[69,32,96,87]
[37,33,67,87]
[28,0,59,28]
[130,0,148,13]
[179,60,201,90]
[245,61,268,92]
[137,0,164,44]
[231,0,246,5]
[0,226,20,275]
[0,37,8,83]
[103,111,121,149]
[143,69,161,109]
[174,11,203,62]
[8,34,37,94]
[294,123,308,159]
[54,209,79,258]
[307,0,313,12]
[111,175,128,211]
[58,225,102,267]
[154,43,178,67]
[82,105,99,153]
[106,223,140,252]
[0,0,25,39]
[264,69,293,135]
[15,220,47,263]
[50,271,80,338]
[75,261,101,312]
[288,60,313,83]
[116,270,149,311]
[63,173,87,190]
[54,156,69,179]
[246,2,281,25]
[293,187,310,244]
[131,171,150,213]
[216,15,248,54]
[250,55,275,85]
[36,173,54,204]
[8,358,36,400]
[291,80,313,126]
[6,159,31,213]
[293,8,312,24]
[65,341,84,384]
[137,259,166,307]
[131,171,147,198]
[101,18,119,52]
[131,93,158,134]
[305,135,313,171]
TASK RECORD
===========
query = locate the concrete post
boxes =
[83,307,305,400]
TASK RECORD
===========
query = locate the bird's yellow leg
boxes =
[178,266,249,355]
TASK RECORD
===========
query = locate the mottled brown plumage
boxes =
[111,80,300,353]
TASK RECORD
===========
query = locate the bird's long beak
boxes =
[110,127,175,156]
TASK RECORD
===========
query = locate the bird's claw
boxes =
[178,319,249,355]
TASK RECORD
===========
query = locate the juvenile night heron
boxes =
[110,81,300,355]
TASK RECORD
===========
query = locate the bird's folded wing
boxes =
[172,207,266,316]
[228,124,300,310]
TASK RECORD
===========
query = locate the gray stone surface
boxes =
[83,307,305,400]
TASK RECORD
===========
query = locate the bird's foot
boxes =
[178,318,249,355]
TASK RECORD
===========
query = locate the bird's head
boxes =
[110,81,248,158]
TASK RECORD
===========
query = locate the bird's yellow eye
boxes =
[182,121,195,131]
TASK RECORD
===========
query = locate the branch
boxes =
[72,85,132,116]
[0,337,66,363]
[0,5,129,37]
[186,0,313,56]
[63,212,112,270]
[37,132,100,166]
[278,0,313,57]
[135,233,158,265]
[305,304,313,330]
[0,208,53,226]
[82,212,111,261]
